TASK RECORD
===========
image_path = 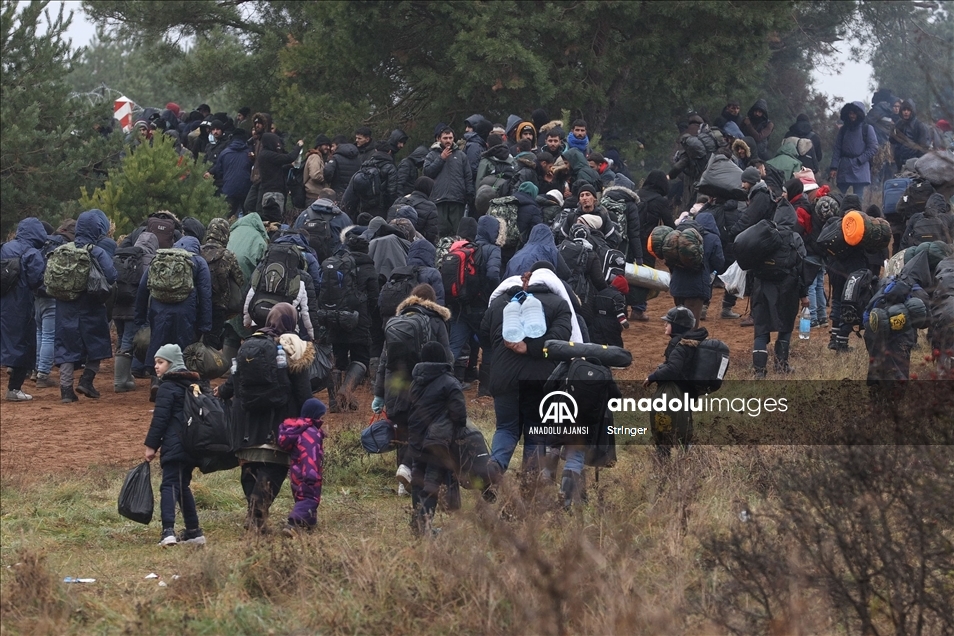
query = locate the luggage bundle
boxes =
[733,219,782,270]
[841,269,878,327]
[183,342,229,380]
[817,216,852,258]
[542,340,633,368]
[842,210,891,251]
[689,339,730,394]
[624,262,670,292]
[646,225,704,270]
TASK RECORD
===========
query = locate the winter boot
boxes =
[329,370,343,413]
[721,305,740,319]
[149,376,160,402]
[560,470,585,510]
[541,447,561,483]
[113,353,137,392]
[337,362,367,411]
[61,385,79,403]
[774,340,793,374]
[76,368,100,399]
[827,329,850,352]
[753,350,769,379]
[476,363,492,397]
[699,304,709,321]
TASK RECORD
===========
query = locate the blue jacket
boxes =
[0,218,47,367]
[136,236,213,366]
[292,201,353,256]
[830,102,878,185]
[668,213,725,301]
[406,239,445,305]
[505,224,560,278]
[54,210,118,364]
[211,138,253,199]
[476,216,502,291]
[514,191,544,246]
[144,370,200,466]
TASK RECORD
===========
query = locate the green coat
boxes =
[765,141,802,181]
[226,213,268,338]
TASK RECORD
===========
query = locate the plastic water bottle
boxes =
[503,296,525,342]
[230,358,237,374]
[521,293,547,338]
[798,307,812,340]
[276,344,288,368]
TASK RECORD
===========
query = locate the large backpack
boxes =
[236,334,290,412]
[113,246,145,305]
[378,265,421,318]
[301,200,338,263]
[147,248,195,304]
[903,214,952,248]
[660,227,705,270]
[0,248,20,297]
[352,164,383,209]
[286,164,307,209]
[558,239,594,304]
[734,220,783,270]
[600,196,629,249]
[182,383,238,474]
[317,251,361,311]
[248,243,303,326]
[842,268,878,327]
[475,168,519,215]
[544,358,619,468]
[145,215,176,248]
[688,339,730,394]
[896,179,936,220]
[882,177,913,221]
[384,311,432,371]
[200,243,240,312]
[753,229,801,282]
[43,242,92,301]
[488,196,521,248]
[441,240,484,305]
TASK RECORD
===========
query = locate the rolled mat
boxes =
[543,340,633,367]
[647,225,673,260]
[625,263,671,292]
[842,211,891,250]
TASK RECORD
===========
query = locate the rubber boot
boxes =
[337,362,367,411]
[113,353,137,392]
[476,363,492,397]
[76,368,100,399]
[753,350,769,379]
[774,340,793,373]
[61,385,79,403]
[327,371,340,413]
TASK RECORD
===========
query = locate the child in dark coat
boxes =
[277,398,326,534]
[143,343,206,547]
[643,307,709,458]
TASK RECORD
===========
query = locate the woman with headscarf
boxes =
[216,302,315,533]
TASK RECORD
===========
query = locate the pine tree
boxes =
[80,133,228,235]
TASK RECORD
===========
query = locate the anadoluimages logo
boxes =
[539,391,578,425]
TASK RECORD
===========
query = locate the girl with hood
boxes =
[829,101,879,200]
[54,210,118,403]
[277,398,326,535]
[216,303,315,533]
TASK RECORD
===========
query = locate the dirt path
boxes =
[0,288,779,477]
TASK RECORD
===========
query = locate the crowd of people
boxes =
[2,92,952,542]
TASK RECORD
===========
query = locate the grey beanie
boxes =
[741,167,761,185]
[154,343,186,372]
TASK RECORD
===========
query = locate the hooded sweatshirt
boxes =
[406,239,445,305]
[504,223,561,278]
[892,99,933,167]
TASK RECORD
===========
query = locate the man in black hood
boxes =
[891,99,932,171]
[387,129,408,159]
[741,99,775,160]
[463,114,493,175]
[783,114,822,171]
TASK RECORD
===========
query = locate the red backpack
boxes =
[440,240,484,305]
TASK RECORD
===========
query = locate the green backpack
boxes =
[148,248,195,303]
[488,196,520,248]
[43,242,92,301]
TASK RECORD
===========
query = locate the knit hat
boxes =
[433,122,448,139]
[300,398,327,421]
[741,167,761,185]
[795,167,818,192]
[155,343,186,372]
[517,181,539,199]
[577,183,597,197]
[457,216,478,242]
[313,134,331,147]
[842,194,862,212]
[545,189,564,206]
[421,341,448,363]
[414,176,434,196]
[579,214,603,230]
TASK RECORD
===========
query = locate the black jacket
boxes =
[324,143,362,196]
[410,361,467,462]
[729,181,775,240]
[396,146,428,197]
[258,140,301,194]
[602,185,644,263]
[341,150,398,216]
[636,173,676,249]
[389,190,440,244]
[647,327,708,399]
[144,370,201,466]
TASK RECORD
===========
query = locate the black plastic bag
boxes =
[118,461,154,524]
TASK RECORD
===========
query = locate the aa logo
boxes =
[540,391,578,425]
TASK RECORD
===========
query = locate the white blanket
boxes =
[488,268,584,343]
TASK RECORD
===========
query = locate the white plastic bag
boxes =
[719,261,747,297]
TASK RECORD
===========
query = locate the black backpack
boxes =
[558,239,594,304]
[248,243,303,327]
[378,265,421,319]
[440,240,484,305]
[286,165,307,209]
[842,268,877,327]
[896,179,936,220]
[544,358,619,468]
[904,214,952,248]
[301,200,337,263]
[352,164,383,208]
[112,246,145,305]
[182,383,239,474]
[318,251,362,311]
[0,247,20,297]
[754,229,801,282]
[384,311,432,371]
[236,334,290,412]
[688,339,730,394]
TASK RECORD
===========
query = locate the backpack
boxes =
[754,229,801,282]
[182,383,238,474]
[903,214,952,248]
[147,248,195,304]
[236,334,290,412]
[734,220,783,270]
[352,164,383,209]
[488,196,521,248]
[600,196,629,250]
[842,268,877,327]
[0,248,20,296]
[475,167,519,215]
[112,246,145,305]
[200,243,238,311]
[896,179,936,219]
[544,358,619,468]
[301,200,338,263]
[378,265,421,318]
[688,339,730,394]
[660,227,705,270]
[286,165,307,209]
[317,251,361,311]
[882,177,913,221]
[361,417,397,453]
[43,242,92,301]
[558,239,594,305]
[145,216,176,249]
[384,311,432,371]
[248,243,303,326]
[441,240,484,305]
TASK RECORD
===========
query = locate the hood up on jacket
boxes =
[205,217,230,247]
[174,235,201,255]
[15,217,48,249]
[840,101,867,126]
[406,237,436,268]
[641,169,670,198]
[396,294,451,321]
[694,211,721,236]
[75,209,110,248]
[230,212,267,242]
[333,143,360,160]
[747,98,770,123]
[786,119,813,138]
[602,185,640,203]
[134,231,160,263]
[505,114,522,137]
[464,114,492,141]
[900,99,918,117]
[404,145,429,167]
[924,193,950,217]
[388,128,409,148]
[181,217,206,243]
[477,215,504,247]
[775,140,800,159]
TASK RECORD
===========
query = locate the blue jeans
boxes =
[563,447,585,475]
[491,391,547,471]
[808,267,827,323]
[837,182,866,201]
[34,297,56,375]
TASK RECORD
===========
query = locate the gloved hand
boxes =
[611,274,630,295]
[372,396,385,413]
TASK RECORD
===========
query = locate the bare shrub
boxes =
[0,547,71,631]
